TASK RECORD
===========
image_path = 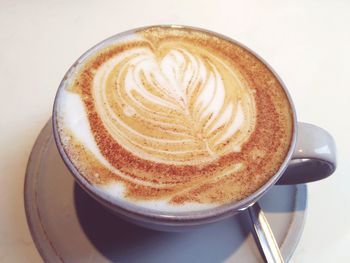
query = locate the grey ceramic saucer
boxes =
[24,120,307,263]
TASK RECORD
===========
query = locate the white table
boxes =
[1,0,349,262]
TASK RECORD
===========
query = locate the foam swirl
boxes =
[92,43,255,164]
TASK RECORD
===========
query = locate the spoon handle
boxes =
[248,203,284,263]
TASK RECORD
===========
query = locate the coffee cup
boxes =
[52,25,336,231]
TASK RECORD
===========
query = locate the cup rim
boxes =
[52,24,298,223]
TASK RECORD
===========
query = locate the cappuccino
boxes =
[56,26,293,212]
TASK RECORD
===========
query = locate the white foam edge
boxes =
[101,182,218,212]
[56,31,145,170]
[57,89,112,168]
[57,88,169,186]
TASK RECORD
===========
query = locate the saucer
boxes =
[25,120,307,263]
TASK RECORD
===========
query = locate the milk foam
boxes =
[57,89,101,161]
[58,79,167,188]
[101,182,215,212]
[90,40,253,164]
[56,28,271,212]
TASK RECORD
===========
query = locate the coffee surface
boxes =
[56,26,293,211]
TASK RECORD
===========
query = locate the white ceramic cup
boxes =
[53,25,336,231]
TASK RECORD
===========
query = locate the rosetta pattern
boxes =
[92,42,256,164]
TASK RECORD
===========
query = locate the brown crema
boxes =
[57,26,293,206]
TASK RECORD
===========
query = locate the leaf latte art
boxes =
[93,44,255,164]
[56,27,293,211]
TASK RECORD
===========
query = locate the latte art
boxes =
[56,27,293,211]
[92,43,255,164]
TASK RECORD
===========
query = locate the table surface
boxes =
[1,0,349,262]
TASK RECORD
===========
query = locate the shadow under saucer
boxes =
[74,183,253,263]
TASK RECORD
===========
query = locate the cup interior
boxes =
[52,25,298,224]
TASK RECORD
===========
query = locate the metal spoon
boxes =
[248,202,284,263]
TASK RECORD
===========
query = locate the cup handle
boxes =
[277,122,337,184]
